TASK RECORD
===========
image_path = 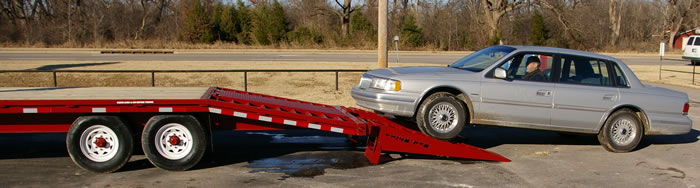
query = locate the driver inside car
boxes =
[524,56,546,81]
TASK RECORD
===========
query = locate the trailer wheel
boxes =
[416,92,466,140]
[66,116,134,173]
[142,115,206,171]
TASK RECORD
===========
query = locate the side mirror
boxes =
[494,68,507,79]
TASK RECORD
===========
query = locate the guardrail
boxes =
[100,50,174,54]
[0,69,369,91]
[658,58,698,85]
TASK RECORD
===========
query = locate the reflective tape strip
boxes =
[259,116,272,122]
[283,120,297,126]
[209,108,222,114]
[233,112,247,118]
[308,123,321,130]
[159,107,173,112]
[23,108,38,113]
[92,108,106,113]
[330,127,344,133]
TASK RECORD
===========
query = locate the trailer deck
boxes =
[0,87,509,172]
[0,87,209,100]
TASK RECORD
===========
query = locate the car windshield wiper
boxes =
[453,67,477,72]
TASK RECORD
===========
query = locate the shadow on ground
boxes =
[0,130,368,177]
[0,87,80,92]
[29,62,120,71]
[1,127,697,176]
[455,125,699,150]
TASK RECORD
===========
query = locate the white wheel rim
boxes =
[154,123,194,160]
[429,102,459,133]
[80,125,119,162]
[611,118,637,146]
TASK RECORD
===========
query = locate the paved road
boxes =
[0,83,697,187]
[0,51,688,65]
[0,51,463,64]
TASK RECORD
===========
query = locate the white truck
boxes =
[683,35,700,65]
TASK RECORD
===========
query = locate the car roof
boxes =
[501,45,617,61]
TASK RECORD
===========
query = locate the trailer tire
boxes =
[142,115,206,171]
[66,116,134,173]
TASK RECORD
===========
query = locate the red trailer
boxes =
[0,87,508,172]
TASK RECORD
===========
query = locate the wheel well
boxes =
[416,87,472,122]
[604,106,650,135]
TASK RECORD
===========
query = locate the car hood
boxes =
[366,66,476,80]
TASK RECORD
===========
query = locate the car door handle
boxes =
[603,94,617,101]
[536,90,552,96]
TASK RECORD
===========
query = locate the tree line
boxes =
[1,0,698,51]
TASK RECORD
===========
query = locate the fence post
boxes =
[658,56,662,80]
[244,72,248,92]
[335,71,339,91]
[151,72,155,87]
[53,71,57,87]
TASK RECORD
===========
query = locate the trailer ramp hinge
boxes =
[353,109,510,164]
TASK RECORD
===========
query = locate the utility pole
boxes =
[378,0,388,68]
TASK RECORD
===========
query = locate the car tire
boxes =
[597,109,643,152]
[416,92,467,140]
[66,116,134,173]
[142,115,207,171]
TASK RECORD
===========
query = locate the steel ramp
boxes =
[206,87,510,164]
[346,107,510,163]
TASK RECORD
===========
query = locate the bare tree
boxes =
[659,0,699,48]
[310,0,357,38]
[608,0,624,46]
[479,0,530,43]
[540,0,582,47]
[135,0,151,40]
[335,0,356,38]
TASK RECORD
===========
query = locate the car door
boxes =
[551,55,620,132]
[478,53,554,128]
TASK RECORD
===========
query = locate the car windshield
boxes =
[449,46,515,72]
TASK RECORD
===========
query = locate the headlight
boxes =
[370,78,401,91]
[359,77,372,86]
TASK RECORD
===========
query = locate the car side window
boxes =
[502,53,553,82]
[612,63,629,87]
[688,37,695,46]
[695,37,700,45]
[559,56,611,86]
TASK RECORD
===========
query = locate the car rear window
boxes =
[612,63,629,87]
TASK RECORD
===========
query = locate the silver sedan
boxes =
[352,45,692,152]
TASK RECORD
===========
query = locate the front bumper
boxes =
[351,86,419,117]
